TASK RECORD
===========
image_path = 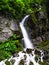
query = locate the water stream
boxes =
[20,15,33,49]
[0,15,44,65]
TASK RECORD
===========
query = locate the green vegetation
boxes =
[41,0,49,19]
[0,0,31,19]
[37,40,49,64]
[0,0,49,64]
[37,39,49,50]
[0,0,45,20]
[0,34,23,61]
[5,60,10,65]
[40,61,49,65]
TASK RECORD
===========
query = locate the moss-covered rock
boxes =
[26,48,33,54]
[37,39,49,64]
[29,62,34,65]
[40,61,49,65]
[35,55,38,62]
[35,49,41,56]
[19,59,24,65]
[10,59,15,65]
[5,60,11,65]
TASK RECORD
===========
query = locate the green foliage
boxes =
[0,34,23,61]
[37,39,49,50]
[0,0,44,20]
[41,0,49,19]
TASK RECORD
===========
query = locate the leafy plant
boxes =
[0,34,23,61]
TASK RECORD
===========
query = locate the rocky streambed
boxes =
[0,48,45,65]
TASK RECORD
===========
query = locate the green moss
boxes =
[40,61,49,65]
[35,56,38,62]
[30,14,38,25]
[5,60,10,65]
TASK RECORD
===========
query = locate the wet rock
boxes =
[35,56,38,62]
[35,49,41,56]
[43,55,49,60]
[22,51,26,53]
[13,53,19,57]
[5,60,10,65]
[24,55,27,60]
[10,59,15,65]
[26,48,33,54]
[29,62,34,65]
[19,59,24,65]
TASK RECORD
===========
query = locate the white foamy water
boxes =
[20,15,33,49]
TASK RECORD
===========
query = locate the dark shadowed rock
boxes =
[24,55,27,60]
[35,49,41,56]
[29,62,34,65]
[26,48,33,54]
[19,59,24,65]
[13,53,19,57]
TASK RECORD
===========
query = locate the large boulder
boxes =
[10,20,19,31]
[0,16,19,41]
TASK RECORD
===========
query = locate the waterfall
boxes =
[0,15,44,65]
[19,15,39,65]
[20,15,33,49]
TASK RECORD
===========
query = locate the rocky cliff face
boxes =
[25,11,49,44]
[24,10,49,64]
[0,16,19,41]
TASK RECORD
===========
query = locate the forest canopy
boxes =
[0,0,49,20]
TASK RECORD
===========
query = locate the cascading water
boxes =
[20,15,33,49]
[19,15,39,65]
[0,15,44,65]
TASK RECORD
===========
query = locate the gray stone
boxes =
[0,16,19,41]
[2,27,13,37]
[36,36,42,42]
[10,20,19,31]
